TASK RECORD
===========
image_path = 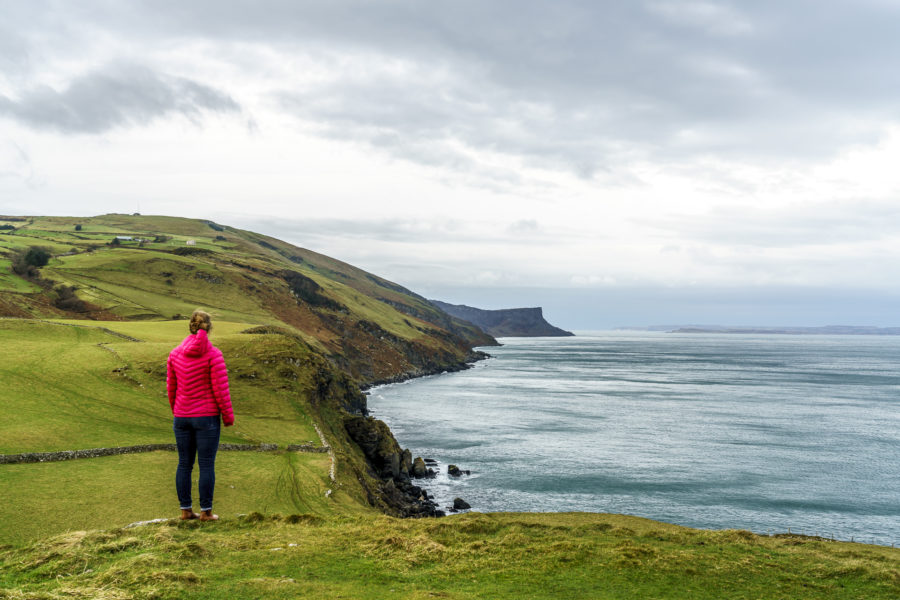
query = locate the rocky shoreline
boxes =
[358,350,491,392]
[344,415,446,517]
[345,351,488,517]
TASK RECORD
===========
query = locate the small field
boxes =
[0,450,352,546]
[0,319,323,453]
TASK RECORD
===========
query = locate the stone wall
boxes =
[0,442,289,464]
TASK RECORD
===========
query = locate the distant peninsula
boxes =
[621,325,900,335]
[431,300,574,337]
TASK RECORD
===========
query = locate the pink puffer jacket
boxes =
[167,329,234,425]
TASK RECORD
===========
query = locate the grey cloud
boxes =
[0,63,239,134]
[645,1,755,36]
[0,141,38,187]
[230,216,563,247]
[642,201,900,248]
[239,0,900,174]
[8,1,900,171]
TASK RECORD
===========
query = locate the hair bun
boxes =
[189,309,212,334]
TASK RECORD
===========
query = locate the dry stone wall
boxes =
[1,442,287,464]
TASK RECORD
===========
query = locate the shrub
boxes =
[53,285,89,312]
[74,224,82,231]
[11,246,51,279]
[24,247,50,267]
[172,246,213,256]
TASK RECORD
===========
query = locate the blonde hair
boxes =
[189,309,212,334]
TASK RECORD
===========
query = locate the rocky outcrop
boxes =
[447,464,470,477]
[343,415,444,517]
[412,456,436,478]
[430,301,574,337]
[452,498,471,510]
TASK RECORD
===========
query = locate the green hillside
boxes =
[1,215,897,599]
[0,214,494,380]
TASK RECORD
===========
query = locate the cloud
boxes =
[229,215,563,247]
[232,0,900,181]
[0,141,38,186]
[7,2,900,171]
[642,200,900,249]
[0,63,240,134]
[645,1,755,36]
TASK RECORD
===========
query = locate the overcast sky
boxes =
[3,1,900,329]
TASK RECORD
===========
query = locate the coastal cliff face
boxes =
[430,300,574,337]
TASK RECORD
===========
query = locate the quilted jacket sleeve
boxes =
[166,353,177,412]
[209,348,234,426]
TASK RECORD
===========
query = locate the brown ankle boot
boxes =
[199,510,219,521]
[180,509,199,520]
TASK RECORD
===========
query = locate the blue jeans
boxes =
[173,416,221,511]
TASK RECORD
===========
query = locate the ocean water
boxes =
[367,332,900,545]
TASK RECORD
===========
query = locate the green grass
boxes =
[1,512,897,599]
[0,451,353,546]
[0,320,326,453]
[44,249,271,322]
[0,319,179,452]
[0,259,39,293]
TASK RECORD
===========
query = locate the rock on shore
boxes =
[344,415,444,517]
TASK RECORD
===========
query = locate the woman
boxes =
[166,309,234,521]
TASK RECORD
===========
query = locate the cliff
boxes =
[430,300,574,337]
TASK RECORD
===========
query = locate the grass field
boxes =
[0,319,327,453]
[0,450,355,546]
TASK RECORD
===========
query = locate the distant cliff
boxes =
[430,301,574,337]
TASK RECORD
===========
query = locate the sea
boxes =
[367,332,900,546]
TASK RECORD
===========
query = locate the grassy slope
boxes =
[1,513,898,600]
[0,214,492,370]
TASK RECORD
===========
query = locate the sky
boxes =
[3,1,900,329]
